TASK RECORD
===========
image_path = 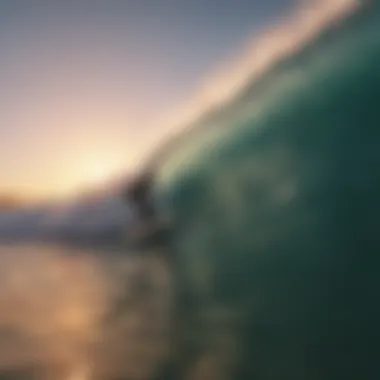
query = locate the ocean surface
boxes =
[0,244,171,380]
[2,1,380,380]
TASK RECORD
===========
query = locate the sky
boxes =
[0,0,296,201]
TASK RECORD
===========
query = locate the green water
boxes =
[152,3,380,379]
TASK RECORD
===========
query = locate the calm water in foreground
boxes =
[0,243,171,380]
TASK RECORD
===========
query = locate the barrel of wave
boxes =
[151,3,380,380]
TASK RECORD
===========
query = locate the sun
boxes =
[57,152,128,198]
[86,165,114,187]
[67,364,90,380]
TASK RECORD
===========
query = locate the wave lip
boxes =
[142,0,359,171]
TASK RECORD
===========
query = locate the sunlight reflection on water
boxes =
[0,244,171,380]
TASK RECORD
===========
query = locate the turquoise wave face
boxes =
[151,3,380,380]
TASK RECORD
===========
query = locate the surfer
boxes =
[120,169,174,279]
[122,171,171,254]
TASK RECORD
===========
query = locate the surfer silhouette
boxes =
[122,171,171,255]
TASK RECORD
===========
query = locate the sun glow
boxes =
[67,364,90,380]
[57,151,130,199]
[85,164,117,188]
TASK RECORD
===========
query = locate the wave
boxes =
[148,0,377,186]
[141,0,359,173]
[147,1,380,379]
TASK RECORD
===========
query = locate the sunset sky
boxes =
[0,0,294,201]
